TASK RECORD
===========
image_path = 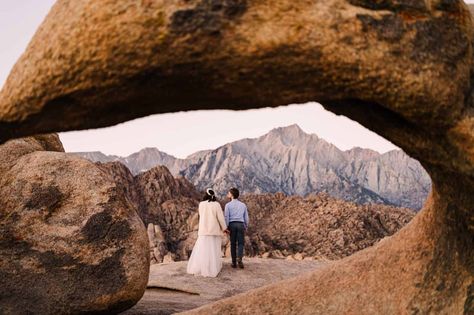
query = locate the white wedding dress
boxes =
[186,235,222,277]
[187,200,227,277]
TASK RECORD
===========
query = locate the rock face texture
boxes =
[0,136,149,314]
[147,223,167,264]
[241,193,414,260]
[1,0,473,314]
[134,165,200,261]
[97,162,201,263]
[74,125,431,210]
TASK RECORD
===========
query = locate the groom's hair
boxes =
[229,187,239,199]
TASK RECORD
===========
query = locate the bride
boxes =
[187,188,228,277]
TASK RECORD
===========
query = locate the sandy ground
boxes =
[123,258,325,314]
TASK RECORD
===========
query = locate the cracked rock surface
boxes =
[0,135,149,314]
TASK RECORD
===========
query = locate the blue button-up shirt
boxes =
[224,199,249,228]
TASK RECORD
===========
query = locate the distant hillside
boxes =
[98,162,415,263]
[72,125,431,209]
[241,192,415,260]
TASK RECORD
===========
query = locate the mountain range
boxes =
[71,124,431,210]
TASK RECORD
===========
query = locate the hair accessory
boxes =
[206,188,214,196]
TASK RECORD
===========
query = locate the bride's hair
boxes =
[202,188,217,202]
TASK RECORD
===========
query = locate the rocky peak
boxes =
[71,151,118,163]
[267,124,307,141]
[126,148,177,174]
[264,124,324,148]
[135,165,199,203]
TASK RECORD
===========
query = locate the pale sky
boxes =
[58,104,399,158]
[5,1,469,158]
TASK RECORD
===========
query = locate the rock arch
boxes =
[0,0,473,313]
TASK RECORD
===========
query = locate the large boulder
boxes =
[0,133,63,174]
[0,136,149,314]
[0,0,473,314]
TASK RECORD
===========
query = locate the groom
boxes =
[224,187,249,269]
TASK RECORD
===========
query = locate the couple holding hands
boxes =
[187,187,249,277]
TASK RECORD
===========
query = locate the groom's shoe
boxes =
[231,262,237,268]
[238,258,244,269]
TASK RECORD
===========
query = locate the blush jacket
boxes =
[197,200,228,236]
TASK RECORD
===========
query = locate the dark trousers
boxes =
[229,221,245,263]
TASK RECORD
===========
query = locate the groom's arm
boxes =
[244,206,249,229]
[224,203,230,227]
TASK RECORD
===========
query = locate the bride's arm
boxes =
[215,204,227,231]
